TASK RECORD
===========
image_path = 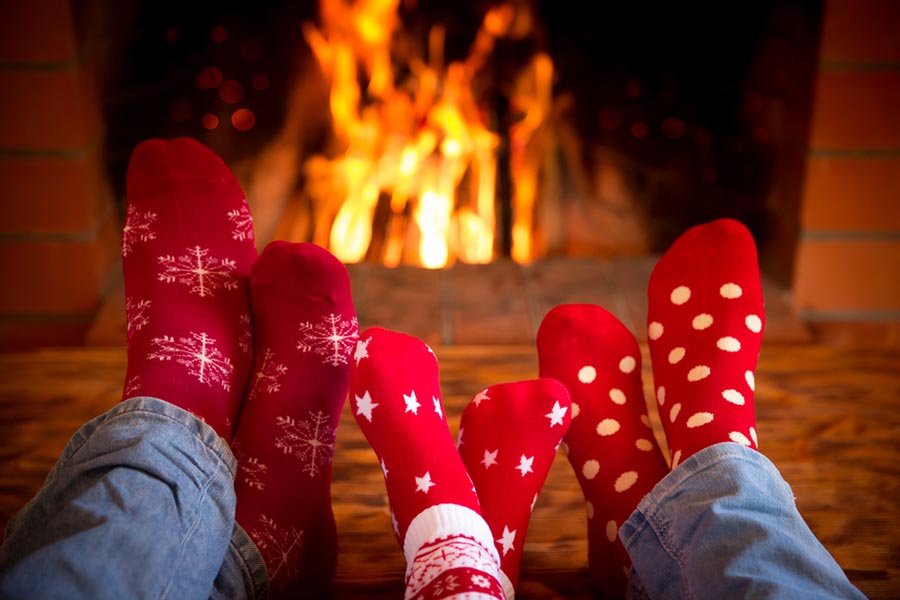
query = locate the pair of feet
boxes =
[350,219,765,599]
[121,138,357,596]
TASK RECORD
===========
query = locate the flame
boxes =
[302,0,550,267]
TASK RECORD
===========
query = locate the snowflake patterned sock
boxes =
[231,241,358,597]
[121,137,256,439]
[647,218,764,468]
[457,378,571,598]
[351,327,506,600]
[537,304,669,599]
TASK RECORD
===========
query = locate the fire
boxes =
[303,0,551,267]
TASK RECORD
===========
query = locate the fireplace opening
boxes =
[97,0,821,281]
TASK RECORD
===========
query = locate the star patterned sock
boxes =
[350,327,506,600]
[457,378,571,598]
[121,137,257,439]
[646,218,764,468]
[231,241,358,597]
[537,304,669,599]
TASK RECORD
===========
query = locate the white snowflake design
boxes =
[274,411,336,477]
[157,245,238,298]
[251,514,303,586]
[238,313,252,354]
[248,348,288,402]
[123,375,141,398]
[297,313,359,367]
[227,199,255,241]
[121,206,157,257]
[147,331,234,390]
[125,298,152,339]
[238,455,268,491]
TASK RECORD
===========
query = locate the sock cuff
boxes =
[499,569,515,600]
[403,504,500,567]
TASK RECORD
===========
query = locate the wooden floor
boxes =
[1,344,897,598]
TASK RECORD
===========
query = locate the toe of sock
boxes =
[252,241,353,302]
[127,137,241,194]
[537,304,637,358]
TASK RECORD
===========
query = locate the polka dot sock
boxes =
[232,241,358,597]
[646,218,764,468]
[457,378,572,598]
[536,304,669,599]
[121,137,257,439]
[350,327,505,600]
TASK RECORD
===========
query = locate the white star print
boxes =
[545,401,568,427]
[516,455,534,477]
[354,338,371,365]
[497,526,516,556]
[404,391,421,415]
[433,396,443,418]
[381,458,389,478]
[355,391,378,422]
[481,449,499,469]
[391,510,399,535]
[472,389,490,407]
[415,471,435,493]
[457,427,465,447]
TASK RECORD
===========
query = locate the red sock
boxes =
[231,241,358,597]
[537,304,669,598]
[457,379,571,598]
[350,327,505,600]
[121,137,257,439]
[647,219,764,468]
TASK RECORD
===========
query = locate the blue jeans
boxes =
[0,397,268,600]
[1,400,863,599]
[622,443,865,599]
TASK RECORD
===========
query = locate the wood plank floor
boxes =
[1,344,897,598]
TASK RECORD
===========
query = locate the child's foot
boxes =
[232,242,358,597]
[537,304,669,598]
[121,137,257,439]
[646,218,764,467]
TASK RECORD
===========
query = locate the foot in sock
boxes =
[121,137,257,439]
[232,241,358,597]
[646,218,764,467]
[537,304,669,598]
[351,327,506,600]
[457,379,571,598]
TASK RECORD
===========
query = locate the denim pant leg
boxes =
[621,443,865,600]
[0,397,268,600]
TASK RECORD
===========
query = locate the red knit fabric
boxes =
[232,241,358,597]
[121,137,257,439]
[537,304,669,598]
[646,218,764,468]
[457,378,571,593]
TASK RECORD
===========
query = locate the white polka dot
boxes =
[722,389,745,405]
[688,365,711,382]
[717,336,741,352]
[606,520,618,542]
[585,500,595,519]
[583,460,600,480]
[671,286,691,305]
[648,321,664,340]
[597,419,621,436]
[692,313,714,330]
[720,283,743,299]
[609,388,626,405]
[641,414,652,428]
[636,438,653,451]
[657,386,666,406]
[686,412,715,428]
[619,356,637,373]
[669,403,682,423]
[745,314,762,333]
[668,347,686,364]
[745,370,755,391]
[571,403,581,419]
[614,471,639,493]
[750,426,758,446]
[578,366,597,384]
[729,431,752,446]
[671,449,682,468]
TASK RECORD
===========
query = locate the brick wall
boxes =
[0,1,119,350]
[795,0,900,347]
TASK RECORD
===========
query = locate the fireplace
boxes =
[2,0,898,350]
